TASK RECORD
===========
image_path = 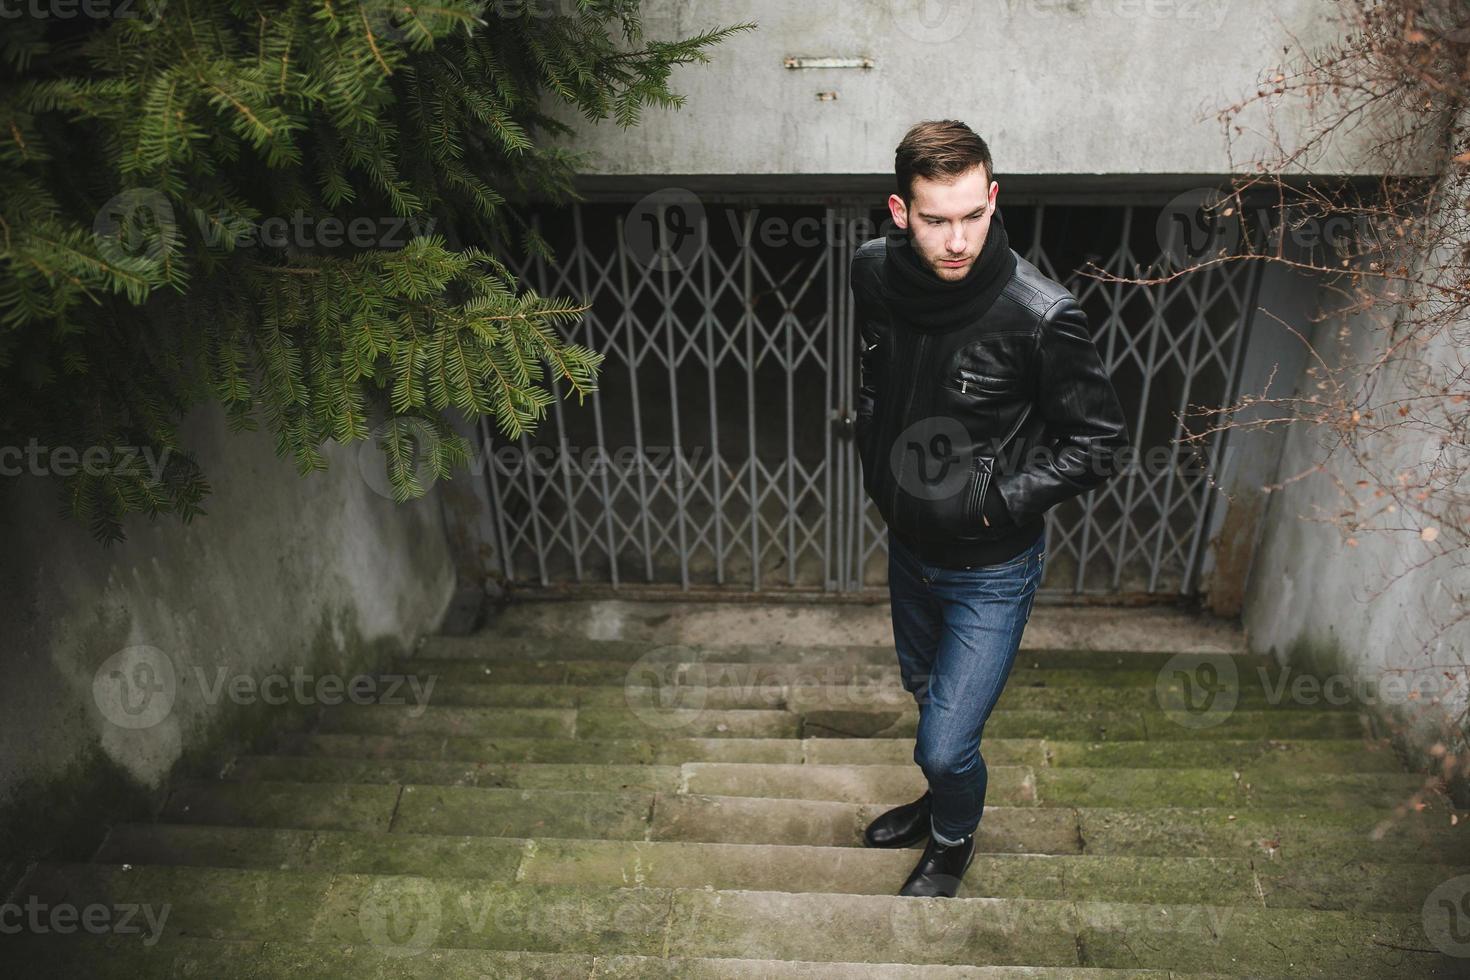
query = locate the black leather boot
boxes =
[862,790,932,848]
[898,830,976,897]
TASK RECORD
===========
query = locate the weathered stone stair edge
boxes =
[374,678,1360,713]
[309,703,1375,743]
[0,932,1260,980]
[395,658,1294,690]
[414,636,1263,668]
[150,780,1470,864]
[90,822,1470,912]
[12,861,1455,977]
[218,755,1435,810]
[271,732,1409,772]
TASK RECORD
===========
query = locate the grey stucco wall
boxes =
[1242,190,1470,770]
[0,403,456,883]
[549,0,1424,180]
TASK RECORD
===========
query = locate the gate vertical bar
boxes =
[1111,254,1166,593]
[1072,205,1132,593]
[517,430,550,584]
[572,204,621,586]
[784,245,797,586]
[700,214,726,585]
[1147,254,1217,593]
[657,204,692,589]
[615,216,656,580]
[822,206,836,590]
[531,212,585,581]
[743,210,760,590]
[1096,203,1133,591]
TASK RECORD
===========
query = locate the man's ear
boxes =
[887,193,909,230]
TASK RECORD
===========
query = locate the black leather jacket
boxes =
[852,238,1131,568]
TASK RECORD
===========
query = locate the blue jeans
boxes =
[886,528,1046,842]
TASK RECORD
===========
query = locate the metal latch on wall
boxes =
[783,57,875,70]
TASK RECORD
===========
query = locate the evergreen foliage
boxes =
[0,1,751,541]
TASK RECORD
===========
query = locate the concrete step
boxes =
[0,932,1228,979]
[397,677,1349,713]
[313,703,1371,742]
[156,779,1470,862]
[414,636,1268,675]
[94,823,1466,912]
[223,756,1432,809]
[274,731,1406,772]
[400,657,1293,696]
[14,862,1457,976]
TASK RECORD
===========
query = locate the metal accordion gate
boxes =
[478,194,1263,599]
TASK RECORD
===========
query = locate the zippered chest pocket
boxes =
[941,333,1034,400]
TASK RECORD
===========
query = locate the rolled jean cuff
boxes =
[930,815,971,846]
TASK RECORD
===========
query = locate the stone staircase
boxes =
[7,624,1470,977]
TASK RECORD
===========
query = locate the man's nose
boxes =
[947,230,966,253]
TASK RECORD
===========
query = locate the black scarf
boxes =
[881,204,1018,333]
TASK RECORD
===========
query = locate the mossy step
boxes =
[274,732,1405,772]
[0,933,1217,979]
[416,635,1257,674]
[400,678,1347,713]
[156,780,1470,862]
[224,756,1431,810]
[227,755,683,792]
[400,658,1292,695]
[14,863,1456,976]
[314,705,578,738]
[315,703,1370,743]
[276,731,816,765]
[798,708,1366,741]
[95,823,1465,912]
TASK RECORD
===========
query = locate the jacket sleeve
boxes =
[993,294,1130,524]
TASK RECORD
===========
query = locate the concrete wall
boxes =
[549,0,1422,181]
[1242,183,1470,776]
[0,404,456,886]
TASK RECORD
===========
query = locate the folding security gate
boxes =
[480,196,1262,597]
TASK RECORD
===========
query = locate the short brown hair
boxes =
[894,120,994,205]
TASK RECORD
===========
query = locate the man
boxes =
[851,120,1130,897]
